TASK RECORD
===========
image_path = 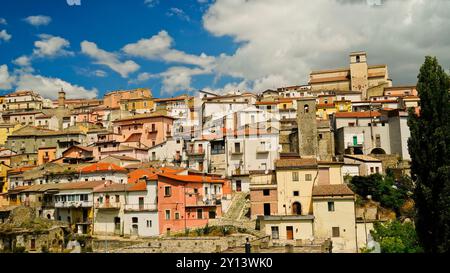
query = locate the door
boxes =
[139,197,144,210]
[286,226,294,240]
[105,195,110,206]
[236,180,242,192]
[114,217,121,235]
[353,136,358,146]
[263,203,271,216]
[132,217,138,236]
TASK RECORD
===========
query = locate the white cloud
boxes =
[128,72,155,85]
[160,66,210,94]
[81,40,140,78]
[0,65,15,90]
[144,0,159,7]
[13,56,31,67]
[0,18,6,25]
[203,0,450,88]
[0,30,11,42]
[123,30,215,68]
[24,15,52,27]
[94,70,107,77]
[167,8,190,22]
[15,73,98,99]
[32,34,74,57]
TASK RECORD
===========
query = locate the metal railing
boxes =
[124,203,157,211]
[94,202,121,209]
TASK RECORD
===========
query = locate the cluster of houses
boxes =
[0,51,418,252]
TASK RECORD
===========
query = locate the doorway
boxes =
[236,180,242,192]
[286,226,294,240]
[292,202,302,215]
[263,203,271,216]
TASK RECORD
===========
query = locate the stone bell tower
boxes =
[297,97,318,158]
[58,88,66,108]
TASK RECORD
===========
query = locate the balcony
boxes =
[231,149,243,155]
[186,196,221,207]
[232,168,246,176]
[55,201,92,208]
[186,149,205,156]
[346,142,363,148]
[256,146,270,154]
[94,202,121,210]
[124,203,157,212]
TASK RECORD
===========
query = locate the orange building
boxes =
[157,173,229,235]
[112,113,174,148]
[37,147,56,165]
[103,88,152,109]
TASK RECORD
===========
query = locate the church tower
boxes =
[349,51,369,98]
[58,88,66,108]
[297,97,318,158]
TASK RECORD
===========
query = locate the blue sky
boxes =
[1,0,449,99]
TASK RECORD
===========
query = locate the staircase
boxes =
[224,192,248,220]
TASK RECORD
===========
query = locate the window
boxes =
[332,227,340,237]
[197,209,203,219]
[263,189,270,196]
[165,210,170,220]
[115,195,120,202]
[375,167,380,174]
[175,212,180,220]
[293,191,299,197]
[146,220,152,227]
[328,201,335,212]
[132,217,138,224]
[292,172,299,181]
[356,55,360,63]
[164,186,172,197]
[305,174,312,181]
[370,167,374,174]
[271,226,279,240]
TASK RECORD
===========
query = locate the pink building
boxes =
[103,88,152,109]
[157,173,227,235]
[112,113,174,148]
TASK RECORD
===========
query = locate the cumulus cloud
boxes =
[15,73,98,99]
[159,66,209,94]
[0,18,7,25]
[81,40,140,78]
[32,34,74,57]
[0,65,15,90]
[24,15,52,26]
[203,0,450,89]
[123,30,215,68]
[0,30,11,42]
[13,56,31,67]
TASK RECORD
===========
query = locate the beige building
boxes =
[309,52,392,99]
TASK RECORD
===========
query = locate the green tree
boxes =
[371,220,423,253]
[349,173,407,213]
[408,56,450,253]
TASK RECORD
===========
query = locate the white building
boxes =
[79,162,128,184]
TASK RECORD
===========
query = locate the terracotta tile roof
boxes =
[255,101,278,105]
[128,169,158,183]
[113,113,174,122]
[312,184,354,197]
[94,183,135,193]
[80,162,127,173]
[317,103,335,108]
[335,111,381,118]
[128,181,147,191]
[275,158,318,169]
[158,173,226,184]
[310,67,349,75]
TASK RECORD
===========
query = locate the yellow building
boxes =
[0,162,11,193]
[0,123,22,145]
[312,184,357,253]
[119,97,154,113]
[316,103,336,120]
[334,100,352,113]
[275,158,319,216]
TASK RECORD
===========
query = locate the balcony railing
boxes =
[231,149,243,155]
[186,149,205,156]
[54,201,92,208]
[124,203,157,212]
[94,202,121,209]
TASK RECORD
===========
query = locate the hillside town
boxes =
[0,51,420,253]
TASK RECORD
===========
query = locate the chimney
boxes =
[58,88,66,109]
